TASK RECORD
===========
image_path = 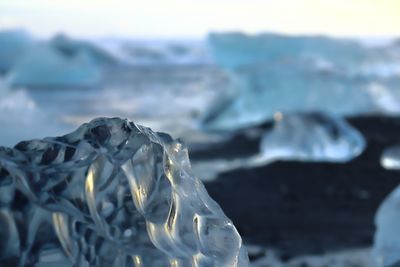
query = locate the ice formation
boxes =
[7,45,102,87]
[0,118,249,267]
[381,145,400,170]
[259,112,365,162]
[0,79,68,146]
[0,29,33,73]
[208,32,367,69]
[373,185,400,267]
[204,33,400,130]
[51,34,116,66]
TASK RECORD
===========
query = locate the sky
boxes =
[0,0,399,39]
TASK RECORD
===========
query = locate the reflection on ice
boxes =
[373,185,400,267]
[381,145,400,170]
[260,112,366,163]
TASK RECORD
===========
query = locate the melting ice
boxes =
[204,33,400,130]
[259,112,366,163]
[381,145,400,170]
[373,185,400,267]
[0,118,249,267]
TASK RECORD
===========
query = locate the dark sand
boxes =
[194,116,400,260]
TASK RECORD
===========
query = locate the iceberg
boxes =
[204,32,400,130]
[7,45,102,87]
[259,112,365,163]
[208,32,367,70]
[0,29,33,73]
[0,79,68,146]
[201,60,379,130]
[51,34,117,66]
[373,185,400,267]
[381,145,400,170]
[0,118,249,267]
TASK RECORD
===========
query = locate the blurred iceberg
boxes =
[204,32,400,130]
[381,145,400,170]
[7,45,102,87]
[194,112,365,181]
[0,30,33,73]
[259,112,365,162]
[208,32,367,70]
[50,34,117,66]
[373,185,400,267]
[0,79,69,146]
[98,38,212,65]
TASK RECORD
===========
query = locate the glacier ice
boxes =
[7,45,102,87]
[0,117,249,267]
[51,34,117,66]
[381,145,400,170]
[373,185,400,267]
[0,79,68,146]
[0,29,33,73]
[194,112,365,181]
[259,112,365,163]
[201,60,377,130]
[208,32,367,70]
[204,32,400,130]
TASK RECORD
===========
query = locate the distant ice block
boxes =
[381,145,400,170]
[0,79,68,146]
[259,112,365,163]
[201,60,379,130]
[0,29,33,73]
[373,185,400,267]
[51,34,117,66]
[204,32,400,130]
[0,118,249,267]
[208,32,366,69]
[7,45,102,87]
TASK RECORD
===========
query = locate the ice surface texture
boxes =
[0,118,248,267]
[373,185,400,267]
[260,112,366,162]
[381,145,400,170]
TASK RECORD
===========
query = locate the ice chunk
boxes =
[7,45,102,87]
[208,32,366,69]
[373,185,400,267]
[0,79,68,146]
[0,29,33,73]
[204,33,400,130]
[202,61,377,130]
[0,118,249,267]
[381,145,400,170]
[259,112,365,162]
[51,34,117,66]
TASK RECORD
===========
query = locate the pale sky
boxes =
[0,0,399,38]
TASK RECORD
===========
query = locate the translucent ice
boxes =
[204,32,400,130]
[0,79,68,146]
[373,185,400,267]
[208,32,366,69]
[0,118,248,267]
[51,34,116,66]
[259,112,365,163]
[381,145,400,170]
[0,29,33,73]
[201,61,379,130]
[7,45,102,87]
